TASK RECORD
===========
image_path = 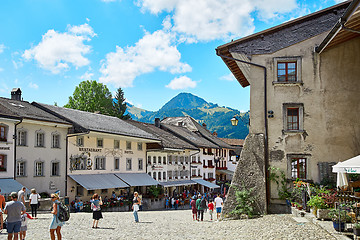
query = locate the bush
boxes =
[230,184,257,219]
[307,195,327,209]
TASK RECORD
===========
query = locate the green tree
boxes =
[64,80,113,115]
[112,87,131,120]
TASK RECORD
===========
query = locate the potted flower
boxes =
[328,209,352,232]
[306,195,330,219]
[353,222,360,236]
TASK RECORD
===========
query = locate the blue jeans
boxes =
[133,210,139,222]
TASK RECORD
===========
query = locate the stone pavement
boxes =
[0,210,339,240]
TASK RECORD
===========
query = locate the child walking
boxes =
[208,200,214,221]
[20,212,34,240]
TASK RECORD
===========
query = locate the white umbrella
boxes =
[336,172,349,188]
[332,155,360,173]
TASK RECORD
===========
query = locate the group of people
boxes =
[191,193,224,222]
[0,187,64,240]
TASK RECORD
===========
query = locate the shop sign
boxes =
[79,147,102,152]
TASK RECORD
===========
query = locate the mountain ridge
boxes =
[126,92,249,139]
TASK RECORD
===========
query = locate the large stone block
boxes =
[223,133,267,216]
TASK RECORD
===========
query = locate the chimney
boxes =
[212,131,218,137]
[155,118,160,128]
[202,123,207,129]
[11,88,22,101]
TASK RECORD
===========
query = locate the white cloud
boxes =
[137,0,298,42]
[22,23,95,74]
[166,75,196,90]
[28,82,39,89]
[0,44,5,53]
[0,68,3,72]
[99,28,191,87]
[220,73,235,81]
[80,71,94,80]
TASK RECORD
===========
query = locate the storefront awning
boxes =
[192,179,220,189]
[217,169,235,175]
[0,178,25,195]
[115,173,159,187]
[332,155,360,173]
[68,174,129,190]
[160,180,197,187]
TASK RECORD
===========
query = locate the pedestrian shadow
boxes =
[94,227,116,230]
[137,221,152,224]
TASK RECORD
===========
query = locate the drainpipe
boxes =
[216,51,270,213]
[13,118,23,180]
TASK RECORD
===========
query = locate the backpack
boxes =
[57,201,70,222]
[200,198,207,209]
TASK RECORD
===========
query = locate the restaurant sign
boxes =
[79,147,102,152]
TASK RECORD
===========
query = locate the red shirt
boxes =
[208,202,214,211]
[0,194,5,210]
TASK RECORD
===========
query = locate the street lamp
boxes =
[230,113,250,126]
[230,116,239,126]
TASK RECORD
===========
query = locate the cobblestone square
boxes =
[0,210,338,240]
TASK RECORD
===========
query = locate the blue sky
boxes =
[0,0,344,112]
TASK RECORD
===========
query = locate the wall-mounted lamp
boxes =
[70,186,75,192]
[230,113,250,126]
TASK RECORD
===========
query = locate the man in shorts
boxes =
[4,192,26,240]
[214,194,223,221]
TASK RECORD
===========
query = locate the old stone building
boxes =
[217,0,360,213]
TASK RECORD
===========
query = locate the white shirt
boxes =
[214,196,223,208]
[29,193,40,204]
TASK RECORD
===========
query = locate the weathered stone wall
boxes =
[223,133,266,216]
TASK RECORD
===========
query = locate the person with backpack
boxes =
[49,193,64,240]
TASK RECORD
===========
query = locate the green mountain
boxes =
[126,92,249,139]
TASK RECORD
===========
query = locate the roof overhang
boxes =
[316,0,360,53]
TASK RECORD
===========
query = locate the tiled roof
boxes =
[160,123,219,149]
[34,103,159,141]
[0,97,70,124]
[126,120,198,150]
[162,116,233,149]
[219,138,245,146]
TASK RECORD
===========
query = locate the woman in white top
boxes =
[29,188,41,218]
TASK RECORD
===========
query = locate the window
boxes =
[0,126,6,142]
[208,160,213,167]
[114,157,120,170]
[97,138,103,148]
[153,172,156,179]
[287,108,299,130]
[114,140,120,149]
[163,156,166,164]
[208,173,214,179]
[147,156,151,165]
[153,156,156,164]
[101,189,108,194]
[126,141,132,150]
[168,170,172,179]
[137,142,143,151]
[17,130,27,146]
[126,158,132,170]
[0,155,6,171]
[51,162,60,176]
[76,185,84,196]
[138,158,143,170]
[277,62,297,82]
[158,156,161,165]
[197,169,200,176]
[192,169,196,176]
[77,136,84,147]
[35,161,44,176]
[95,157,106,170]
[35,131,45,147]
[52,133,60,148]
[283,104,304,132]
[158,172,161,180]
[291,157,307,179]
[17,161,26,176]
[163,172,166,180]
[168,156,172,164]
[87,190,94,196]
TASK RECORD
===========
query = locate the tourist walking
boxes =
[29,188,41,218]
[49,193,64,240]
[214,194,224,221]
[0,188,5,230]
[190,196,197,221]
[4,192,26,240]
[18,187,26,206]
[91,194,103,228]
[132,192,141,223]
[208,199,214,221]
[20,212,34,240]
[196,195,205,221]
